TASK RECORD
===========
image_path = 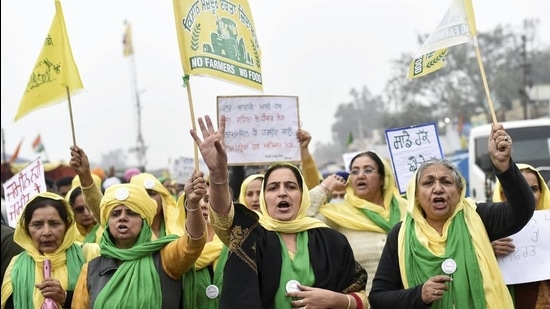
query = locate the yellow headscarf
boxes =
[238,174,264,208]
[319,152,407,232]
[492,163,550,210]
[398,164,513,308]
[64,186,103,243]
[259,162,327,233]
[130,173,186,236]
[3,192,79,308]
[100,183,157,227]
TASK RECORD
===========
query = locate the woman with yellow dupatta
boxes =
[491,163,550,309]
[308,150,408,297]
[1,192,98,309]
[369,123,535,309]
[190,115,369,308]
[238,174,264,212]
[71,173,206,309]
[66,187,103,244]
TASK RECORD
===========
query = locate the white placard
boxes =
[2,157,47,227]
[497,210,550,285]
[385,123,444,194]
[217,95,300,165]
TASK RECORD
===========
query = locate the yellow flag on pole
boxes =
[14,0,84,121]
[406,0,477,79]
[123,22,134,57]
[172,0,263,91]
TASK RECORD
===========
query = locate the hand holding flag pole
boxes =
[182,74,200,171]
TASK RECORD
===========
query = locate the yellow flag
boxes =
[15,0,84,121]
[123,22,134,57]
[407,48,448,79]
[406,0,477,79]
[172,0,263,91]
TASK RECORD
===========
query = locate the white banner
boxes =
[497,210,550,284]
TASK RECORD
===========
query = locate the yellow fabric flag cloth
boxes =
[15,0,84,121]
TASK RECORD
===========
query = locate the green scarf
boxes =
[93,222,178,309]
[275,232,315,308]
[404,211,486,308]
[358,196,402,233]
[184,246,229,309]
[11,244,85,309]
[83,223,101,243]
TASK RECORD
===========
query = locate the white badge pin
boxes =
[143,179,155,189]
[114,188,130,201]
[441,258,457,275]
[205,284,219,299]
[286,280,301,293]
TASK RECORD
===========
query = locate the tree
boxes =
[312,20,550,165]
[384,20,549,123]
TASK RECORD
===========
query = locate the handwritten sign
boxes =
[385,123,444,194]
[172,156,208,183]
[2,157,47,228]
[497,210,550,285]
[217,95,300,165]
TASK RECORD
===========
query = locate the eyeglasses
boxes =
[350,168,377,176]
[73,206,91,215]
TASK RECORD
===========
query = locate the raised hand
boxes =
[190,115,227,174]
[69,145,93,187]
[488,123,512,172]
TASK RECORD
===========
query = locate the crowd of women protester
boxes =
[1,116,547,308]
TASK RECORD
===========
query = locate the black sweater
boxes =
[368,161,535,309]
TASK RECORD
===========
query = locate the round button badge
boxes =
[205,284,219,299]
[286,280,301,293]
[143,179,156,189]
[441,258,457,275]
[114,188,130,201]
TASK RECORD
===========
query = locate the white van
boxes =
[468,118,550,202]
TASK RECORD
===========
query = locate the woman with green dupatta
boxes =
[1,192,98,309]
[369,123,535,309]
[307,150,408,301]
[71,172,206,309]
[190,115,369,308]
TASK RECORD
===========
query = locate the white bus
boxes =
[468,118,550,202]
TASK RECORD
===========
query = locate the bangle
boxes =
[186,224,206,240]
[319,183,330,194]
[209,173,229,185]
[345,294,351,309]
[184,200,200,212]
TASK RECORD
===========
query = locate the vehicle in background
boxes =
[468,118,550,202]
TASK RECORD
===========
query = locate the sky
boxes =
[2,0,549,171]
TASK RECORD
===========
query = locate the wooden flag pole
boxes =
[184,76,200,171]
[472,36,498,124]
[66,86,77,146]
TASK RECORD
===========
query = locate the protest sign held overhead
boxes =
[172,0,262,91]
[2,157,47,228]
[385,123,445,194]
[217,95,300,165]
